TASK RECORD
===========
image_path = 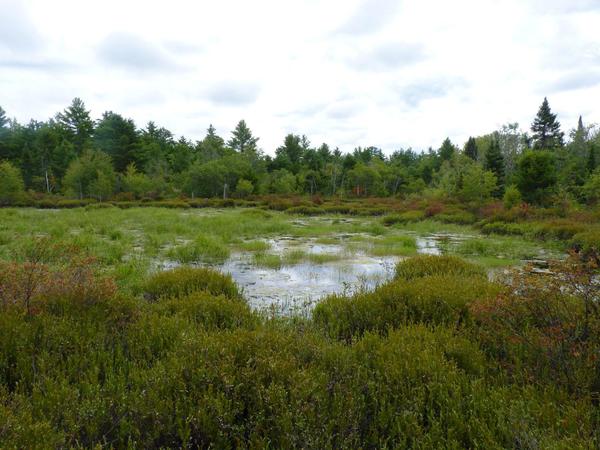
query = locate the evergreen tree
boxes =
[439,138,456,161]
[485,137,505,196]
[531,97,564,150]
[464,137,478,160]
[589,144,597,174]
[0,106,8,129]
[516,150,557,205]
[94,111,139,172]
[199,124,225,161]
[228,120,258,153]
[571,115,588,158]
[55,98,94,154]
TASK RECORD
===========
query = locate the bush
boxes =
[571,230,600,261]
[0,161,25,205]
[503,185,522,209]
[381,210,425,226]
[314,275,498,341]
[470,257,600,395]
[143,266,240,301]
[395,255,486,281]
[156,291,256,330]
[435,211,477,225]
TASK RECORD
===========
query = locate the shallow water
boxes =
[158,235,419,314]
[156,231,549,314]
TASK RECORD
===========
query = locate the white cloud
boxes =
[1,0,600,153]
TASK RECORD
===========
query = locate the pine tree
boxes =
[485,137,505,195]
[588,144,597,174]
[571,115,588,158]
[56,98,94,154]
[531,97,564,150]
[464,137,478,160]
[439,137,455,161]
[228,120,258,153]
[0,106,8,129]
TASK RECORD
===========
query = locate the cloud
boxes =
[529,0,600,14]
[325,100,362,119]
[397,77,467,107]
[0,58,72,71]
[205,81,261,106]
[0,0,42,53]
[97,32,174,71]
[348,42,425,70]
[336,0,401,35]
[546,71,600,93]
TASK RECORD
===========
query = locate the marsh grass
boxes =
[237,240,271,252]
[253,251,283,269]
[167,234,230,263]
[0,207,558,295]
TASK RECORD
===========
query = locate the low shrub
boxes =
[381,210,425,226]
[314,275,498,341]
[156,291,256,330]
[470,257,600,395]
[479,221,529,236]
[436,211,477,225]
[571,230,600,261]
[143,266,240,301]
[285,206,324,216]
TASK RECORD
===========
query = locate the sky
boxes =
[1,0,600,154]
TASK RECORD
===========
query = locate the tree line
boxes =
[1,97,599,206]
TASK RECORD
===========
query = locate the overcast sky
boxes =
[1,0,600,154]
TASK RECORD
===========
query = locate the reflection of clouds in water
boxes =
[158,234,448,316]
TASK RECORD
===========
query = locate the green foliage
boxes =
[228,119,258,153]
[484,138,505,195]
[143,266,240,300]
[460,163,497,202]
[122,163,154,198]
[167,234,230,264]
[395,254,486,280]
[464,136,478,160]
[235,178,254,197]
[63,149,117,201]
[503,185,522,209]
[516,150,557,205]
[0,160,25,204]
[531,97,564,150]
[314,274,499,341]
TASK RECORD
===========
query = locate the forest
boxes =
[1,97,600,207]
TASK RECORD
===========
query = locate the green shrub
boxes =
[314,275,498,341]
[285,206,324,215]
[480,221,529,236]
[571,230,600,260]
[435,211,477,225]
[395,255,486,280]
[503,185,522,209]
[156,291,256,330]
[144,267,240,301]
[382,210,425,226]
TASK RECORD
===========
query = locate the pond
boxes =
[158,230,532,315]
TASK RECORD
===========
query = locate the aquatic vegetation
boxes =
[395,254,486,280]
[167,234,230,263]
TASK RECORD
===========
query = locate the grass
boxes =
[0,207,559,295]
[237,240,271,252]
[253,251,283,269]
